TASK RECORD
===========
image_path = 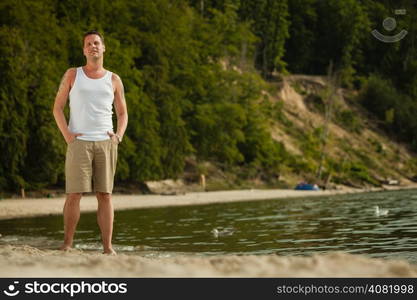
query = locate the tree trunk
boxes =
[316,61,339,181]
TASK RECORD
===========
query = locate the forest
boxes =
[1,0,416,192]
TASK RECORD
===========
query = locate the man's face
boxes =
[83,34,105,59]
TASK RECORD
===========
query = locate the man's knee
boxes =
[96,192,111,201]
[67,193,82,202]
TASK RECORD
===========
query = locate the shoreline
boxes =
[1,184,417,220]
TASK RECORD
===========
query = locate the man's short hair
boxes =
[83,30,104,45]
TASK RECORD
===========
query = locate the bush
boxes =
[335,109,363,133]
[359,74,417,151]
[347,161,378,185]
[359,75,398,121]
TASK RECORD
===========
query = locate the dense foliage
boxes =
[0,0,416,191]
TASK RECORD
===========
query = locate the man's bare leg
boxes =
[60,193,82,250]
[96,192,116,255]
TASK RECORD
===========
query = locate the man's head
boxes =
[83,30,105,59]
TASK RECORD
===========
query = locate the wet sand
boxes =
[0,245,416,277]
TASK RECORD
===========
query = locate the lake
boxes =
[1,189,416,263]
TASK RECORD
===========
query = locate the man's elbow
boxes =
[53,103,63,116]
[117,110,128,120]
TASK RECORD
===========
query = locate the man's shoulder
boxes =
[65,67,77,78]
[111,72,123,89]
[111,71,122,81]
[65,68,77,86]
[67,67,78,73]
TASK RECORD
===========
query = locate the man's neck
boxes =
[84,59,104,72]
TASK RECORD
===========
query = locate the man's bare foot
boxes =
[59,244,72,251]
[103,248,117,255]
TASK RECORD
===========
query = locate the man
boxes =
[53,30,128,255]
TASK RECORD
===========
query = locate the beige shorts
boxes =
[65,139,118,194]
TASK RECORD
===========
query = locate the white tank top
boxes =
[68,67,114,141]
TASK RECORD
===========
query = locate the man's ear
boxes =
[103,44,106,52]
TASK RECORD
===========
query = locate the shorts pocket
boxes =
[68,138,78,145]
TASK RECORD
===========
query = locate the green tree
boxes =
[284,0,317,74]
[239,0,290,78]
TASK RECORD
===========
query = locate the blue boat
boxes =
[295,183,320,191]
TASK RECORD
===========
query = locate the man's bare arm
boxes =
[111,74,128,141]
[52,68,81,144]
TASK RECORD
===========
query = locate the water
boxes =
[1,189,417,262]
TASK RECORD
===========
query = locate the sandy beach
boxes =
[1,245,416,277]
[1,185,416,220]
[1,186,417,277]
